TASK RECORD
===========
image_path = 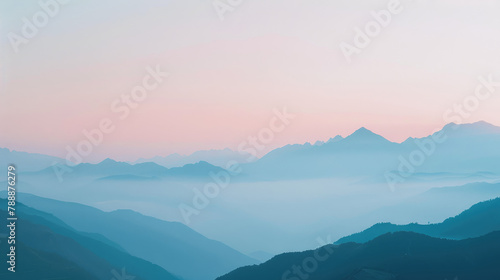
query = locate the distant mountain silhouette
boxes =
[30,159,227,180]
[0,199,179,280]
[343,127,393,145]
[241,126,400,179]
[336,197,500,244]
[314,135,344,146]
[133,148,252,168]
[0,147,64,172]
[167,160,231,177]
[355,181,500,227]
[4,193,257,280]
[96,174,162,181]
[217,231,500,280]
[5,121,500,181]
[240,121,500,180]
[398,121,500,174]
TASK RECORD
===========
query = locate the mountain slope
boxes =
[352,181,500,230]
[0,200,179,280]
[336,197,500,244]
[9,193,257,280]
[217,231,500,280]
[0,242,96,280]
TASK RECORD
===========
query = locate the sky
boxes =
[1,0,500,162]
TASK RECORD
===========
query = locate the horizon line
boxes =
[1,120,498,164]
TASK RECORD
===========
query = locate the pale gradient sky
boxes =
[1,0,500,161]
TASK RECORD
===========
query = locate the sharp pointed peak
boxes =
[356,126,371,132]
[344,127,390,143]
[317,135,344,146]
[349,127,379,137]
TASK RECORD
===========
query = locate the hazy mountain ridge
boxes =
[0,199,179,280]
[217,197,500,280]
[336,196,500,244]
[217,231,500,280]
[3,121,500,181]
[0,147,64,172]
[1,121,500,264]
[1,192,257,280]
[352,181,500,228]
[239,121,500,180]
[30,158,227,180]
[132,148,252,168]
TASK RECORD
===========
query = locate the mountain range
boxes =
[217,196,500,280]
[0,192,257,280]
[1,121,500,278]
[217,231,500,280]
[132,148,253,168]
[31,158,228,181]
[0,147,64,172]
[336,196,500,244]
[0,199,179,280]
[4,121,500,182]
[239,121,500,180]
[4,193,500,279]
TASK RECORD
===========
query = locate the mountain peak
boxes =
[341,127,391,145]
[353,127,375,136]
[356,126,370,132]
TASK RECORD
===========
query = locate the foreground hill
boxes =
[0,200,178,280]
[217,231,500,280]
[3,192,257,280]
[336,196,500,244]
